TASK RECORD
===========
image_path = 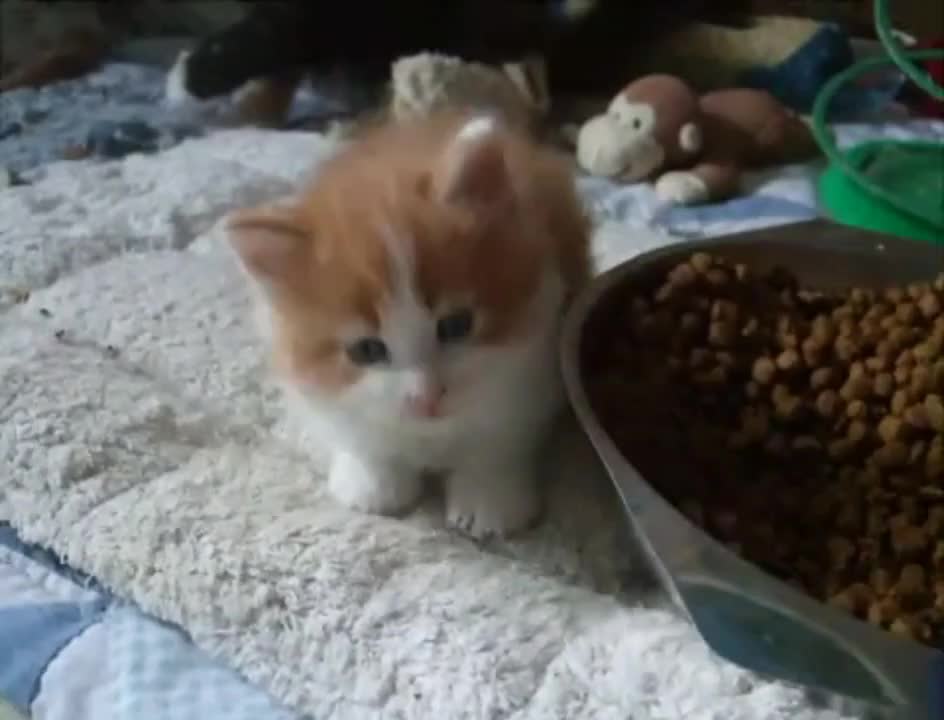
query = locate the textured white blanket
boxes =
[0,130,849,719]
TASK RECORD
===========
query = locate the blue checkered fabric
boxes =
[0,523,302,720]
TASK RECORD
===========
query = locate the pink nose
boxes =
[406,387,446,418]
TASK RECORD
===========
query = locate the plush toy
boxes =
[576,74,820,205]
[389,52,548,129]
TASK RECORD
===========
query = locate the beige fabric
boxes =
[0,129,847,720]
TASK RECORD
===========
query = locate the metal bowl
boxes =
[560,220,944,720]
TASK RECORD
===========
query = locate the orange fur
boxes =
[227,112,591,394]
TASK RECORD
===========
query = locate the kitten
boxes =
[226,113,591,538]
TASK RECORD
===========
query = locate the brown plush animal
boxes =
[576,74,819,204]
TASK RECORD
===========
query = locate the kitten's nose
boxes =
[405,384,446,419]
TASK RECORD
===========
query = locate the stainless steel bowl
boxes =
[560,220,944,720]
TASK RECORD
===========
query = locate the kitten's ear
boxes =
[225,205,309,290]
[434,116,511,209]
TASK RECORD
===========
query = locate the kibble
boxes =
[587,255,944,649]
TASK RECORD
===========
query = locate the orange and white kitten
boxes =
[226,113,591,538]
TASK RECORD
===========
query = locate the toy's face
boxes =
[576,94,667,182]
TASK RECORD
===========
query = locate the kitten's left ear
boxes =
[225,205,309,291]
[434,116,511,209]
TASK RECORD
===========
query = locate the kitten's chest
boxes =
[360,417,466,470]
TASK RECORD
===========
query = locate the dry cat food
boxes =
[585,252,944,649]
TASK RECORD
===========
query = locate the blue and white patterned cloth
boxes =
[0,524,301,720]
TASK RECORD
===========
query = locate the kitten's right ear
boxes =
[225,205,308,290]
[434,115,511,210]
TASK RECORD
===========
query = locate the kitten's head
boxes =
[227,114,589,425]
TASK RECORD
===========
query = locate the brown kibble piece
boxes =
[815,390,839,418]
[914,340,942,363]
[830,583,873,614]
[828,536,856,570]
[752,357,776,385]
[898,564,927,597]
[932,361,944,391]
[933,542,944,570]
[873,373,894,398]
[904,404,930,430]
[711,300,738,323]
[834,336,858,362]
[828,438,854,460]
[924,394,944,432]
[891,389,910,416]
[847,421,868,445]
[840,376,871,401]
[708,321,737,348]
[927,443,944,479]
[669,262,698,287]
[868,597,900,626]
[896,302,918,324]
[873,441,909,469]
[811,315,836,345]
[889,616,920,640]
[690,252,713,273]
[918,292,941,319]
[846,399,867,420]
[810,367,836,391]
[776,348,800,371]
[705,268,729,287]
[870,568,893,595]
[774,394,802,421]
[865,355,889,373]
[891,524,928,557]
[878,416,905,444]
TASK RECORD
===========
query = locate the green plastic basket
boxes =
[814,0,944,246]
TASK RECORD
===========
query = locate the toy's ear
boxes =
[679,122,703,154]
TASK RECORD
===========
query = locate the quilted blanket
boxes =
[0,126,882,720]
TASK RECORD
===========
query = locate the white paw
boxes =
[655,171,709,205]
[164,51,200,108]
[328,452,423,516]
[446,469,540,539]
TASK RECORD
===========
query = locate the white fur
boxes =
[164,51,200,108]
[279,248,567,538]
[456,115,498,143]
[679,122,703,154]
[328,451,424,515]
[655,171,710,205]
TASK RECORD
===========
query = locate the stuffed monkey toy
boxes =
[577,74,820,205]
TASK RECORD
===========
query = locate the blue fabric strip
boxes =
[0,599,107,713]
[660,195,816,228]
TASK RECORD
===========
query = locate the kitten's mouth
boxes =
[406,408,448,422]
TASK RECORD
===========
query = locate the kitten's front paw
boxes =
[329,453,423,516]
[446,470,540,540]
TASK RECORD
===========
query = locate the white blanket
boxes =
[0,128,861,720]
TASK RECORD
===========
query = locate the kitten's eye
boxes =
[631,117,642,130]
[437,309,475,344]
[345,337,390,366]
